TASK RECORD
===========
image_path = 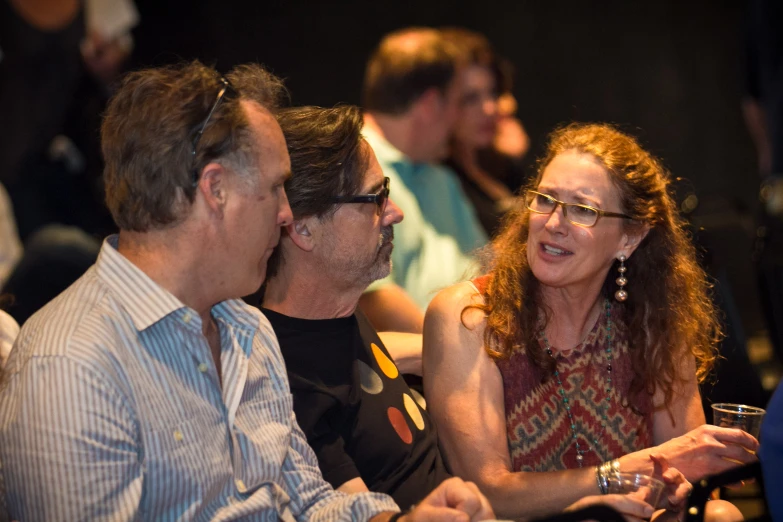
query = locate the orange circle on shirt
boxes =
[387,407,413,444]
[371,343,399,379]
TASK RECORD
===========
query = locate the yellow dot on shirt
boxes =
[173,430,184,442]
[371,343,399,379]
[410,388,427,410]
[403,393,425,430]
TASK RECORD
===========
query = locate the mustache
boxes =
[380,227,394,245]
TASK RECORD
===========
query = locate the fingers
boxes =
[705,425,759,452]
[650,453,669,479]
[462,481,495,521]
[567,494,654,521]
[598,494,655,520]
[718,441,759,464]
[417,477,494,522]
[666,478,692,510]
[408,506,470,522]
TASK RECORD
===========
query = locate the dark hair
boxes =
[265,105,369,279]
[362,27,460,115]
[472,123,720,413]
[101,60,286,232]
[440,27,513,95]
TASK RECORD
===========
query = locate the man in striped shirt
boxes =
[0,61,493,522]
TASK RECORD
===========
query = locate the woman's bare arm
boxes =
[423,283,600,520]
[616,351,758,481]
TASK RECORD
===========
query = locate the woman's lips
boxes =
[539,242,573,258]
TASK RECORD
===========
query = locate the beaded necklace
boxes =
[541,299,614,468]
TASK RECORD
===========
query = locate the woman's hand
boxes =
[650,454,691,514]
[566,494,654,522]
[649,425,758,482]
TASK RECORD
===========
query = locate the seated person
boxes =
[254,105,450,508]
[441,27,529,238]
[253,105,681,522]
[359,28,488,330]
[424,123,752,521]
[0,60,494,522]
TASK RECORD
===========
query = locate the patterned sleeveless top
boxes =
[472,275,654,472]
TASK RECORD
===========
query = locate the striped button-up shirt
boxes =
[0,236,398,521]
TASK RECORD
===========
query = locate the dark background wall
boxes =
[134,0,759,205]
[132,0,763,329]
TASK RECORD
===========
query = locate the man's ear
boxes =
[285,217,316,252]
[619,224,651,260]
[197,162,229,216]
[413,87,444,120]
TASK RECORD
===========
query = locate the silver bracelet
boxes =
[595,459,620,494]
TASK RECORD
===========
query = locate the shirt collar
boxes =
[96,236,263,346]
[95,235,189,331]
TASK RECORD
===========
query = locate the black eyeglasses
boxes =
[525,190,632,227]
[191,76,239,185]
[331,177,391,214]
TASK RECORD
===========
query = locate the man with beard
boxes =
[253,105,453,509]
[0,62,495,522]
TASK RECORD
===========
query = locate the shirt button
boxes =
[173,430,184,442]
[198,363,208,373]
[183,312,192,324]
[235,479,247,493]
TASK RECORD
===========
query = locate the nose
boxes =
[278,188,294,227]
[543,203,568,233]
[383,197,404,226]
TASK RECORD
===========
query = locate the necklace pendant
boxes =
[576,454,584,463]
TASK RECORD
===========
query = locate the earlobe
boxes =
[198,162,228,214]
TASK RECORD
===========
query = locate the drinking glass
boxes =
[711,403,766,438]
[606,472,665,508]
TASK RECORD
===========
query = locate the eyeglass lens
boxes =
[525,191,599,226]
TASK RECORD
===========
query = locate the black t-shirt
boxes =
[262,308,451,508]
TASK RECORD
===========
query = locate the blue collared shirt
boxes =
[0,236,398,521]
[363,129,488,309]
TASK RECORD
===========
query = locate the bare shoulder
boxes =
[424,282,488,367]
[426,281,486,331]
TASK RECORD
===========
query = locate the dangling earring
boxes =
[615,255,628,302]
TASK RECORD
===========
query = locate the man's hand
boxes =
[403,477,495,522]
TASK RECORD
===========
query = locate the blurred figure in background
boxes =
[0,0,135,325]
[359,27,487,333]
[441,27,530,238]
[743,0,783,370]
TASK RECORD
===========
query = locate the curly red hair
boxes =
[472,123,720,411]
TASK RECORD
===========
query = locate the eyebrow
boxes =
[538,187,602,207]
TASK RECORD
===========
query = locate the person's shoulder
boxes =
[15,268,112,355]
[426,281,486,330]
[5,269,138,387]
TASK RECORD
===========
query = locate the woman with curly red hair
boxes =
[424,123,756,520]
